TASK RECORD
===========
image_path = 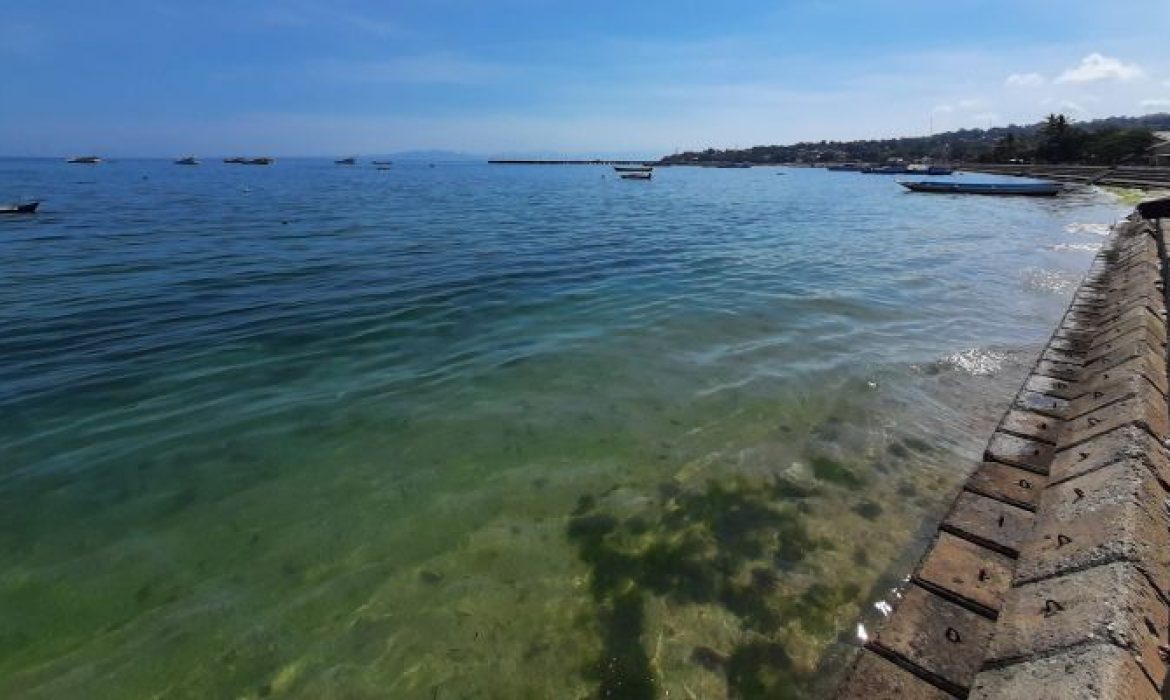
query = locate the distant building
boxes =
[1150,131,1170,166]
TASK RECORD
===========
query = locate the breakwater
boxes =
[838,201,1170,698]
[964,164,1170,190]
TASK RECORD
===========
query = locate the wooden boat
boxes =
[620,172,652,180]
[174,156,199,165]
[224,157,246,164]
[66,156,101,164]
[241,157,274,165]
[900,180,1061,196]
[863,165,912,174]
[335,157,357,165]
[1,201,39,214]
[614,166,652,173]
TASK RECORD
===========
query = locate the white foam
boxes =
[944,348,1007,376]
[1064,222,1112,237]
[1050,242,1102,253]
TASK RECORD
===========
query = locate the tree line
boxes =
[659,113,1170,166]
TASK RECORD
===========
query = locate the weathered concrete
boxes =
[837,208,1170,698]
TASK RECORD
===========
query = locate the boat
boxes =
[66,156,101,164]
[335,157,357,165]
[899,180,1062,196]
[863,165,912,174]
[376,166,392,171]
[614,166,652,173]
[827,163,867,172]
[716,162,752,168]
[620,172,652,180]
[242,157,274,165]
[372,160,393,165]
[926,166,954,175]
[0,201,39,214]
[174,156,199,165]
[224,157,245,164]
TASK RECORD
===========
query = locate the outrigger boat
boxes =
[900,180,1062,196]
[66,156,101,164]
[620,172,652,180]
[614,166,652,173]
[335,157,357,165]
[1,201,39,214]
[174,156,199,165]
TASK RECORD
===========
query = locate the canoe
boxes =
[1,201,39,214]
[67,156,101,164]
[900,180,1061,196]
[620,172,652,180]
[614,166,652,173]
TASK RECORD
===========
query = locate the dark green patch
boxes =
[725,640,796,700]
[852,500,883,520]
[809,456,864,488]
[886,441,911,459]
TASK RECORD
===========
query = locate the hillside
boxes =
[659,113,1170,165]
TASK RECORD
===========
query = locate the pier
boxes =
[838,198,1170,698]
[963,164,1170,190]
[487,159,657,165]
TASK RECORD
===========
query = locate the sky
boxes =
[3,0,1170,157]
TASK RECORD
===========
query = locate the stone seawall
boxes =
[837,206,1170,699]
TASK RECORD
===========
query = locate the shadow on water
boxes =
[567,460,865,699]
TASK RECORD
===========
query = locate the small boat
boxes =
[372,160,393,165]
[900,180,1062,196]
[335,157,357,165]
[0,201,39,214]
[376,166,392,171]
[241,157,274,165]
[224,157,245,164]
[827,163,867,172]
[621,172,652,180]
[863,165,912,174]
[926,166,954,175]
[66,156,101,164]
[614,166,652,173]
[716,162,752,168]
[174,156,199,165]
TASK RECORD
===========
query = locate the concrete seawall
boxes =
[838,203,1170,698]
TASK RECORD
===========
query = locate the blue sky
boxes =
[3,0,1170,156]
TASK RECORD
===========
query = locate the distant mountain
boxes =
[660,112,1170,165]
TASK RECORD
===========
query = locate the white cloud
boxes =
[1140,98,1170,109]
[1056,53,1144,84]
[1005,72,1045,87]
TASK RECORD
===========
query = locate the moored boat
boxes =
[335,157,357,165]
[66,156,101,164]
[863,165,912,174]
[1,201,39,214]
[175,156,199,165]
[614,166,652,173]
[620,172,652,180]
[372,160,393,165]
[827,163,867,172]
[242,157,274,165]
[899,180,1061,196]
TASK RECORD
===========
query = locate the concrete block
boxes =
[1085,339,1167,377]
[1031,359,1081,382]
[1013,390,1069,418]
[984,562,1168,687]
[1077,353,1167,397]
[1064,372,1150,419]
[1015,459,1170,597]
[970,643,1160,700]
[997,409,1061,445]
[1048,426,1170,486]
[1084,323,1165,365]
[984,433,1054,474]
[914,532,1014,613]
[1058,382,1170,447]
[1088,313,1165,353]
[873,584,995,691]
[836,649,957,699]
[1023,374,1083,401]
[965,462,1046,511]
[941,492,1035,557]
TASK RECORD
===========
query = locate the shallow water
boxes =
[0,161,1125,698]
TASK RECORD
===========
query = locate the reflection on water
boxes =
[0,161,1124,697]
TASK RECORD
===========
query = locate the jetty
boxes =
[837,198,1170,698]
[963,164,1170,190]
[488,159,657,166]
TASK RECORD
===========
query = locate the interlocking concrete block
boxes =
[1077,352,1167,396]
[1023,374,1084,400]
[1084,323,1165,365]
[1085,339,1168,377]
[874,584,995,691]
[984,562,1168,687]
[1058,382,1170,447]
[1064,372,1150,419]
[1040,344,1083,365]
[1091,305,1165,341]
[836,649,956,699]
[1030,359,1081,382]
[1088,313,1165,352]
[1014,459,1170,597]
[1048,425,1170,487]
[997,409,1061,445]
[941,492,1035,556]
[965,462,1046,511]
[1013,390,1070,418]
[970,642,1160,700]
[984,433,1054,474]
[915,532,1014,613]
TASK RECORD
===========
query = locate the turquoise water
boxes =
[0,161,1123,698]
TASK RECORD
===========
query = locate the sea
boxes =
[0,159,1127,699]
